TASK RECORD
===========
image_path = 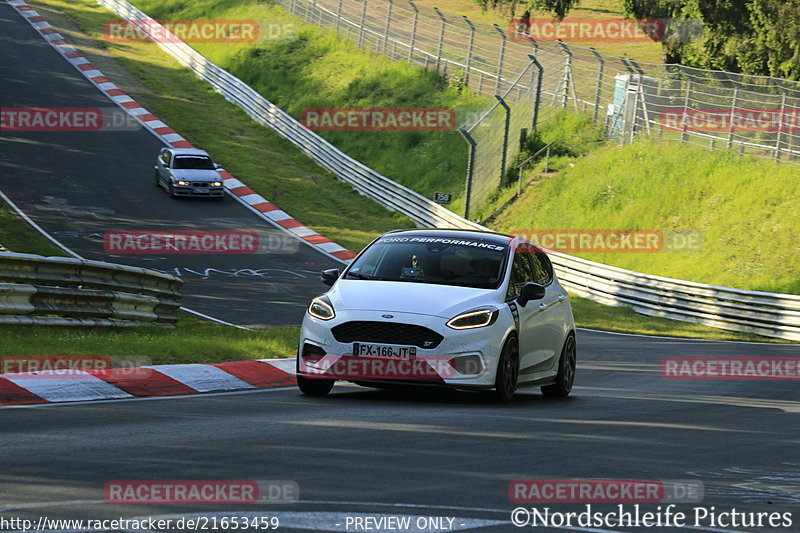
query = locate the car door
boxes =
[157,150,171,183]
[506,250,539,374]
[528,251,567,369]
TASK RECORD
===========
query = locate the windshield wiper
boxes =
[346,272,379,280]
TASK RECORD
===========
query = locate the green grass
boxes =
[491,137,800,294]
[0,313,299,362]
[0,202,65,257]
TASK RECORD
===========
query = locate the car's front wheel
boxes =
[486,335,519,403]
[297,375,335,397]
[541,333,576,398]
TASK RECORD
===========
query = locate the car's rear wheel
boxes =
[485,335,519,403]
[541,333,576,398]
[297,375,335,397]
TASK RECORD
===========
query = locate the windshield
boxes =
[172,156,215,170]
[345,235,508,289]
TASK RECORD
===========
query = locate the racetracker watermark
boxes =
[511,229,702,253]
[104,480,298,504]
[0,107,141,132]
[509,18,665,43]
[103,19,294,43]
[0,356,151,379]
[103,230,300,255]
[509,479,704,503]
[662,357,800,380]
[300,108,456,131]
[660,107,800,133]
[299,355,481,380]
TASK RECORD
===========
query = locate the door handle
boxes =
[539,303,549,311]
[558,293,566,301]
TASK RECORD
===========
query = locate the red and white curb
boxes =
[0,359,298,406]
[6,0,356,263]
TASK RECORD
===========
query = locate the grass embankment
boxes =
[491,138,800,295]
[0,203,65,257]
[413,0,665,63]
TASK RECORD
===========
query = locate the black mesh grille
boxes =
[332,321,443,349]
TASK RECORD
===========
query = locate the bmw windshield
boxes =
[345,234,509,289]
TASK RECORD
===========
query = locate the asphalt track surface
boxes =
[1,2,800,532]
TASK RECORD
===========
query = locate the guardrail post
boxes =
[434,8,446,72]
[459,128,476,220]
[727,87,738,149]
[463,16,475,86]
[407,0,419,62]
[528,55,543,131]
[496,95,511,185]
[589,47,605,123]
[383,0,393,54]
[358,0,368,49]
[492,24,506,94]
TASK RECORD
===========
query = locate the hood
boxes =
[328,279,501,318]
[171,169,220,181]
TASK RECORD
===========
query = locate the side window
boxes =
[529,252,553,285]
[506,251,534,300]
[161,151,171,165]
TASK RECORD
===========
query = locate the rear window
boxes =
[345,235,509,289]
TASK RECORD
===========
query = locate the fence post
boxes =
[407,0,419,62]
[528,55,543,131]
[463,16,476,86]
[496,95,511,185]
[434,8,446,72]
[289,0,297,15]
[589,47,605,123]
[681,79,691,144]
[492,24,507,95]
[557,42,574,109]
[358,0,368,49]
[383,0,393,54]
[727,87,738,149]
[775,93,787,162]
[459,128,476,220]
[334,0,344,35]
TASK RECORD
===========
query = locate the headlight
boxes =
[308,296,335,320]
[211,181,222,187]
[446,308,498,330]
[176,180,189,186]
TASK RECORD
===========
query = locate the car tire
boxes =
[541,333,576,398]
[486,335,519,403]
[297,375,335,397]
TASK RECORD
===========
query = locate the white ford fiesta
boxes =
[297,229,576,401]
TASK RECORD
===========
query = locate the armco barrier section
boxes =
[0,252,183,326]
[91,0,800,341]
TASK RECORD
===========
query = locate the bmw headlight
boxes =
[308,295,335,320]
[176,180,189,186]
[446,308,499,330]
[211,181,222,187]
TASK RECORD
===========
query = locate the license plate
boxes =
[353,343,417,359]
[192,188,209,193]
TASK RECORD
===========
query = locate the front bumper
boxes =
[172,184,225,197]
[298,309,510,388]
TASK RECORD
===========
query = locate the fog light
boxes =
[449,355,483,375]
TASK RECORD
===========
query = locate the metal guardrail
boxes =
[93,0,800,341]
[0,252,183,326]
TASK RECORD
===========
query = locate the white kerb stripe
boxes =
[83,69,103,77]
[144,120,167,129]
[239,193,264,205]
[145,364,254,392]
[127,107,150,116]
[258,359,297,375]
[266,210,292,222]
[3,371,132,402]
[69,56,90,65]
[317,241,346,253]
[286,226,318,237]
[162,133,184,143]
[223,178,245,189]
[97,82,117,91]
[44,33,63,41]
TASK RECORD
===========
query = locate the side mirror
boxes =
[214,163,222,170]
[321,269,340,287]
[517,282,546,307]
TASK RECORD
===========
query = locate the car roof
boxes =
[382,228,513,246]
[168,148,211,158]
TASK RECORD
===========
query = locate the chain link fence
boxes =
[277,0,800,216]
